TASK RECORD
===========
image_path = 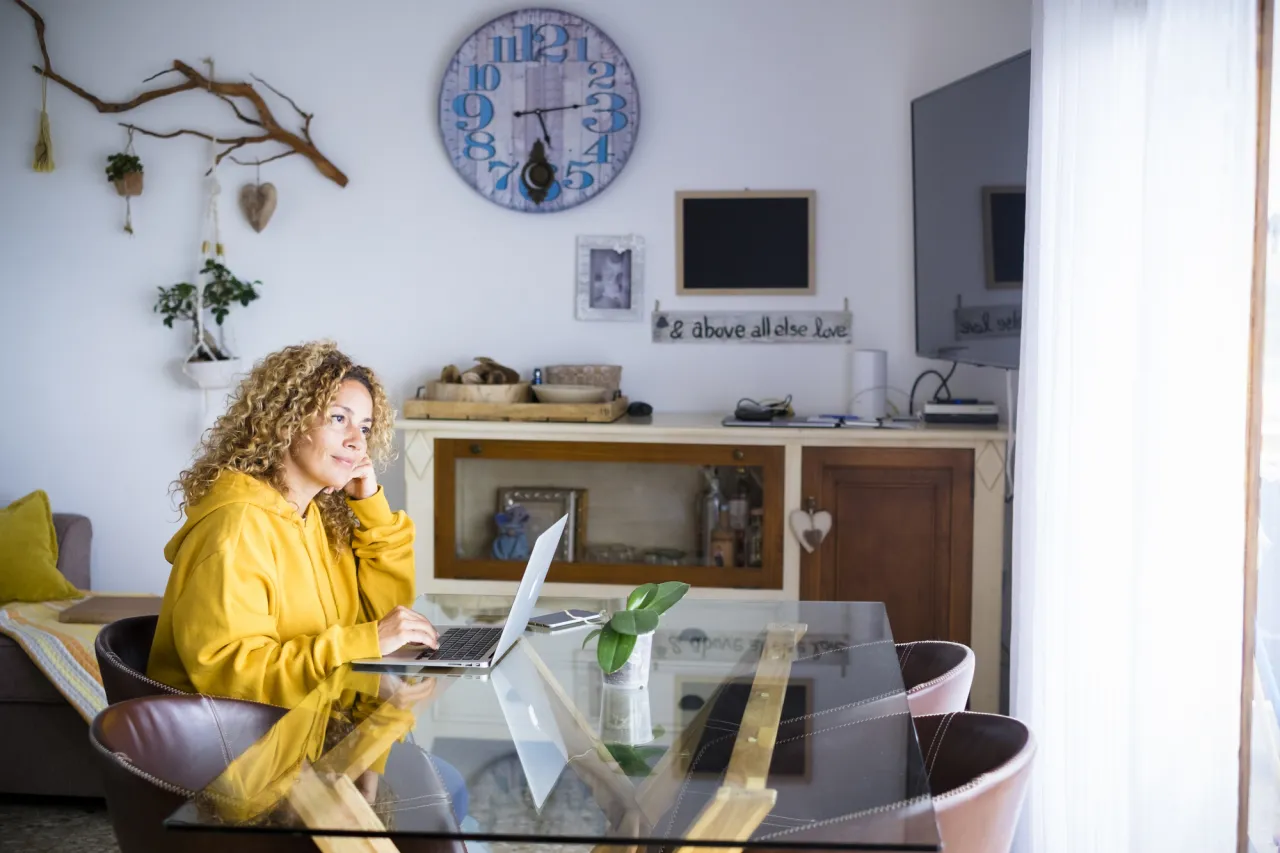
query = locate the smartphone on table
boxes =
[526,609,606,631]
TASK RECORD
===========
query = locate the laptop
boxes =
[357,514,567,670]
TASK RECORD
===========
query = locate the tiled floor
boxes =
[0,797,117,853]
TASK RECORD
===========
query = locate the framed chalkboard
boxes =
[676,190,816,295]
[981,185,1025,290]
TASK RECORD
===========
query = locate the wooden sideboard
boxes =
[396,413,1009,712]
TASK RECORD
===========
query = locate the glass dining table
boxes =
[166,595,941,852]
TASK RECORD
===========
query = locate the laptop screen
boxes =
[492,514,567,662]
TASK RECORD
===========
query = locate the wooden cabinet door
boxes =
[800,447,974,645]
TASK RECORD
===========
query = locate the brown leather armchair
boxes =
[91,694,469,853]
[93,614,182,705]
[90,693,311,852]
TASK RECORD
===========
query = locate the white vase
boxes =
[600,683,654,746]
[183,357,243,390]
[603,631,653,689]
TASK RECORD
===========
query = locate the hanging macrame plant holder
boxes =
[182,143,242,395]
[114,127,143,234]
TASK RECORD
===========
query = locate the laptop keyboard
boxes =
[415,626,503,661]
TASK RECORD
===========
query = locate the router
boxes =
[923,400,999,425]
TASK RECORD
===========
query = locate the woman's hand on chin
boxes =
[323,454,378,500]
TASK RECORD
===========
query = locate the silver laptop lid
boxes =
[490,644,570,809]
[491,514,567,663]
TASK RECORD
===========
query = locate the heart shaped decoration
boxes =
[789,509,833,554]
[239,182,278,233]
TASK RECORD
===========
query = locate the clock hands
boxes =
[512,104,583,117]
[513,104,583,145]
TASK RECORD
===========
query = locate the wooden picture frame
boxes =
[981,185,1026,290]
[676,190,816,296]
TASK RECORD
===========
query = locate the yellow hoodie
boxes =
[146,470,414,708]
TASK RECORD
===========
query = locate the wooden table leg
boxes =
[290,763,400,853]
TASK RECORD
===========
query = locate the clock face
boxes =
[438,8,640,213]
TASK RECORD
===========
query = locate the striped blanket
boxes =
[0,599,107,723]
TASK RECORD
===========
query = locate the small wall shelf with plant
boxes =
[154,257,261,390]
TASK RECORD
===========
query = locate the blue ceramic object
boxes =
[492,505,531,561]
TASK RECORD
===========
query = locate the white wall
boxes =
[0,0,1030,593]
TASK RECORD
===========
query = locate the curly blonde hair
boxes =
[173,340,396,550]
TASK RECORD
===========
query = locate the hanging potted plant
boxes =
[154,258,262,389]
[106,151,143,196]
[584,581,690,690]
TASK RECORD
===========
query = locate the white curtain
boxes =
[1012,1,1259,851]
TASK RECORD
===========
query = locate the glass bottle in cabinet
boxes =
[745,508,764,568]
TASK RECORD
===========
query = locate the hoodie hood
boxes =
[164,470,303,563]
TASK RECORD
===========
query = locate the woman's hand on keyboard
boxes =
[376,606,440,655]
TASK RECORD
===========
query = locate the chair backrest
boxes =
[897,641,975,716]
[89,694,302,853]
[94,615,181,705]
[90,694,467,853]
[915,711,1035,853]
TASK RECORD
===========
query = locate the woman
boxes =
[147,341,440,708]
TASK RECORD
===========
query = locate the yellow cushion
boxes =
[0,491,83,603]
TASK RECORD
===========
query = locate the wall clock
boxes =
[438,8,640,213]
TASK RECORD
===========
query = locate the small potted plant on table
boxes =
[585,581,690,690]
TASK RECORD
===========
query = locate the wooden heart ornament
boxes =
[789,509,833,553]
[238,182,278,232]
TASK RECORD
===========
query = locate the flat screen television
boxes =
[911,51,1030,370]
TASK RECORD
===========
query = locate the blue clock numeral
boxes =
[562,161,594,190]
[452,94,493,132]
[574,37,589,62]
[491,35,517,62]
[465,131,496,161]
[584,136,609,164]
[487,160,519,190]
[582,93,628,134]
[533,24,569,62]
[587,62,616,89]
[466,64,501,91]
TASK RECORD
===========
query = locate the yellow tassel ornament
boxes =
[32,76,54,173]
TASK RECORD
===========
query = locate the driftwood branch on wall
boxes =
[12,0,348,187]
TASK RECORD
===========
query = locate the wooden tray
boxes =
[403,396,629,423]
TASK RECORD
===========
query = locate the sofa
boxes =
[0,513,103,798]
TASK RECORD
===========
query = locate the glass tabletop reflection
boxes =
[166,595,941,851]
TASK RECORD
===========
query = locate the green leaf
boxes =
[626,583,657,611]
[597,627,636,673]
[581,628,602,649]
[609,609,659,636]
[643,581,690,615]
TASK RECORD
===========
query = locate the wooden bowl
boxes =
[533,384,608,404]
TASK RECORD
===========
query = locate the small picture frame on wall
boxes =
[576,235,645,322]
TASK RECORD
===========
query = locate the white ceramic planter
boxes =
[600,683,654,746]
[603,631,653,689]
[183,357,243,390]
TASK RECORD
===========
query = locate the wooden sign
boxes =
[652,310,851,344]
[954,304,1021,340]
